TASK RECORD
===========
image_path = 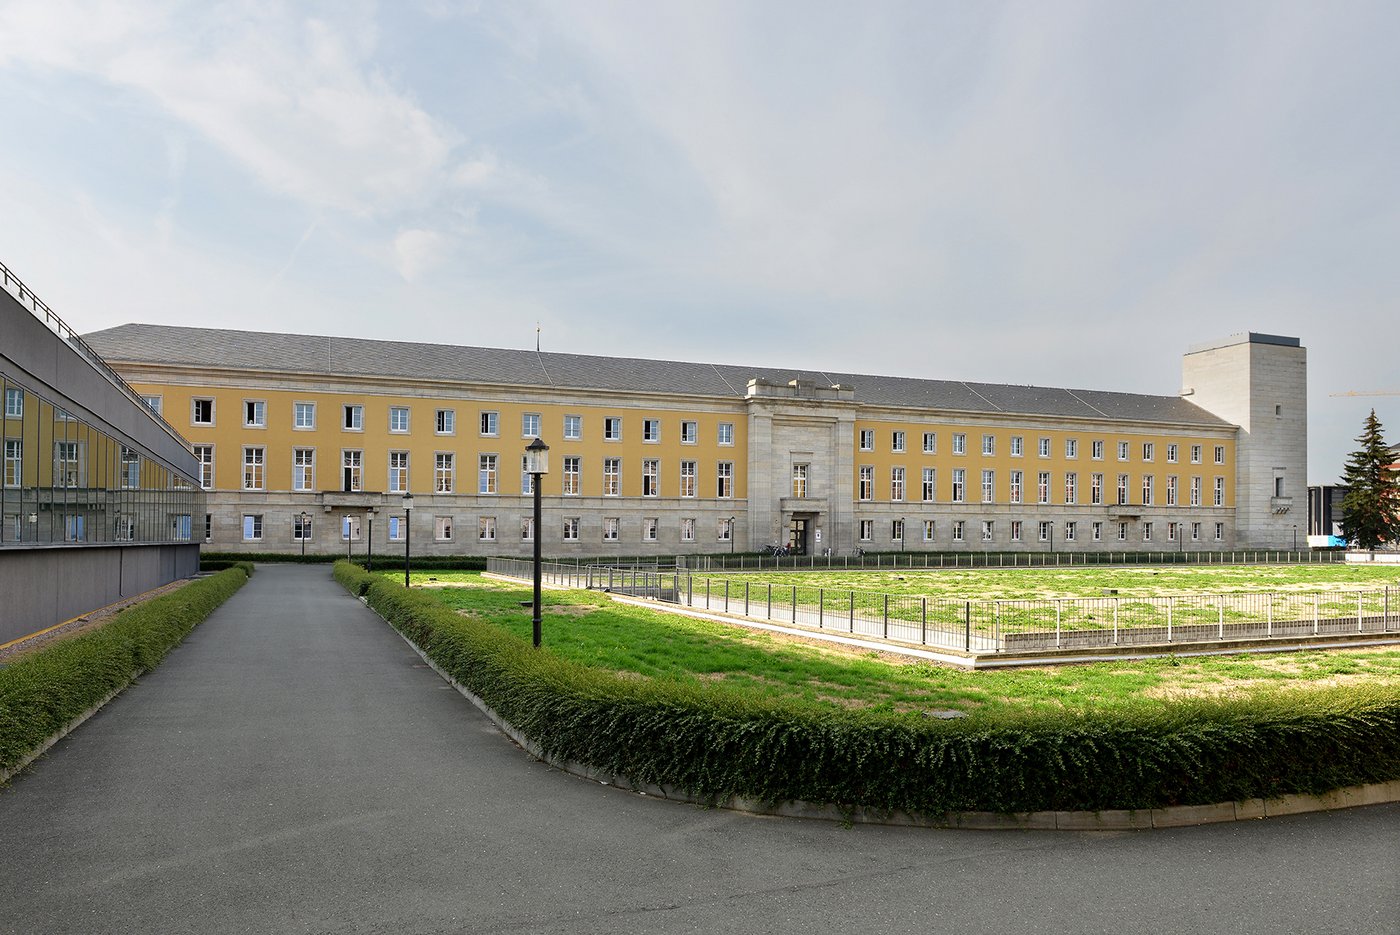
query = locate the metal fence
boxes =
[683,549,1344,573]
[487,557,1398,654]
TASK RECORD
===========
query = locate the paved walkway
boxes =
[1,564,1396,935]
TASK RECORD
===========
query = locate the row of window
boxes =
[861,518,1227,543]
[212,445,739,498]
[1,440,145,490]
[856,428,1226,465]
[241,513,736,544]
[158,395,738,445]
[850,466,1230,507]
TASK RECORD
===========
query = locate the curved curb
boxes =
[374,604,1400,831]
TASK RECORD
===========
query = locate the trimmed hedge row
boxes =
[0,566,251,776]
[334,562,1400,814]
[200,552,487,572]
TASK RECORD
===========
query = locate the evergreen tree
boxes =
[1339,409,1400,549]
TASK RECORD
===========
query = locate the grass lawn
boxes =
[400,570,1400,718]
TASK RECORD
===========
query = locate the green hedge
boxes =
[0,566,251,776]
[201,552,487,572]
[334,562,1400,814]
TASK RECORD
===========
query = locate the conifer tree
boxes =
[1339,409,1400,549]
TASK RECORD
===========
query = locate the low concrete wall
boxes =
[0,543,200,645]
[1347,550,1400,565]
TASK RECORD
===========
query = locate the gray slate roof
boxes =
[85,323,1231,427]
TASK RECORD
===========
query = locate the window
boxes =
[1009,470,1023,504]
[643,518,658,541]
[679,461,697,498]
[952,520,964,542]
[603,458,621,496]
[521,517,535,541]
[522,412,541,438]
[1065,438,1078,459]
[521,456,534,495]
[1091,473,1103,505]
[389,451,409,493]
[859,466,874,501]
[54,441,82,487]
[192,398,214,425]
[1214,476,1225,506]
[1142,442,1154,462]
[479,517,497,541]
[893,431,906,453]
[859,429,874,451]
[1143,522,1154,542]
[717,461,733,498]
[719,517,733,542]
[1166,475,1178,506]
[923,432,937,454]
[1190,444,1202,464]
[194,445,214,489]
[435,516,454,541]
[1038,437,1051,458]
[204,514,212,542]
[1064,521,1076,542]
[563,456,580,495]
[1215,522,1225,541]
[792,463,808,498]
[389,407,409,433]
[923,519,936,542]
[981,469,994,503]
[892,466,906,501]
[2,439,19,487]
[1167,521,1178,542]
[5,387,23,417]
[681,518,695,542]
[602,517,619,542]
[952,433,966,455]
[893,519,905,543]
[1038,521,1052,543]
[481,411,499,437]
[293,448,315,492]
[242,400,266,428]
[603,416,621,441]
[1116,474,1129,505]
[1064,472,1077,504]
[479,454,498,494]
[1192,522,1201,542]
[1141,475,1154,505]
[174,515,192,541]
[951,468,966,503]
[341,516,362,541]
[436,409,455,435]
[643,418,661,442]
[1191,476,1202,506]
[1117,441,1129,461]
[718,422,734,446]
[859,519,873,542]
[643,459,659,497]
[295,402,316,429]
[1215,446,1226,465]
[1117,522,1128,542]
[1011,520,1022,542]
[981,520,993,542]
[120,447,140,489]
[1091,440,1104,460]
[243,447,266,490]
[562,517,579,541]
[435,453,455,493]
[294,514,313,541]
[342,450,362,492]
[1092,522,1102,542]
[982,434,995,456]
[1167,443,1178,463]
[1274,476,1285,498]
[1037,471,1050,504]
[343,405,363,431]
[1009,435,1023,457]
[564,415,582,440]
[242,514,263,541]
[389,517,404,541]
[681,421,698,444]
[921,467,936,502]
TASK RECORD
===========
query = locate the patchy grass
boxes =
[401,571,1400,718]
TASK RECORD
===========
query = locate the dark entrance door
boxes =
[788,517,810,556]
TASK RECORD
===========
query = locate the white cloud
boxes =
[393,228,446,282]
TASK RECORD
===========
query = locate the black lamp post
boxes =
[900,516,906,553]
[1047,520,1055,554]
[525,437,550,648]
[299,511,309,557]
[729,515,736,555]
[1293,524,1298,551]
[366,512,373,572]
[402,492,413,587]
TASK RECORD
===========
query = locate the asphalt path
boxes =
[1,564,1396,935]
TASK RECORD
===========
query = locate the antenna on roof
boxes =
[536,322,540,353]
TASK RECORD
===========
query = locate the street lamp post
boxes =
[525,437,550,649]
[402,492,414,588]
[1048,520,1055,554]
[729,516,736,555]
[900,517,906,553]
[1293,524,1298,552]
[366,512,373,572]
[299,511,309,558]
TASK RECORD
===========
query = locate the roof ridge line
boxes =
[960,382,1005,412]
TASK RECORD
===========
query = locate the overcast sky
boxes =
[1,0,1396,483]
